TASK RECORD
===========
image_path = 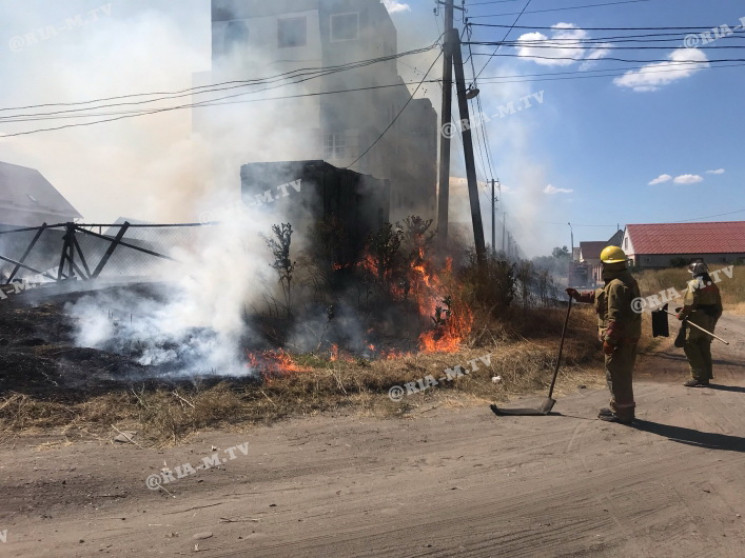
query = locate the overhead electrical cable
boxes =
[345,51,443,170]
[467,0,652,18]
[470,23,738,31]
[0,43,437,115]
[472,0,533,80]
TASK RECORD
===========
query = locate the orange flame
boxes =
[407,252,471,353]
[246,349,311,382]
[345,244,472,356]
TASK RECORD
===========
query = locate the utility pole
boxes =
[436,0,455,241]
[451,27,487,262]
[490,178,498,257]
[568,222,574,260]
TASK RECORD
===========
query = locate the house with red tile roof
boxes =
[622,222,745,268]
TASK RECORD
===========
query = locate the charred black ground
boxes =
[0,283,263,401]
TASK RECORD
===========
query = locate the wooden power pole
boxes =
[451,28,487,262]
[436,0,454,241]
[491,178,498,257]
[436,0,487,263]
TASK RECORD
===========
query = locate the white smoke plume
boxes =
[65,202,279,377]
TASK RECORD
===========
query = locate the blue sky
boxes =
[396,0,745,255]
[0,0,743,256]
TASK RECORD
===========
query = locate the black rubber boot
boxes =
[598,407,634,425]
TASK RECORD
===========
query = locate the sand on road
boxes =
[1,314,744,557]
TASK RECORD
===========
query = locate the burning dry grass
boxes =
[0,304,605,444]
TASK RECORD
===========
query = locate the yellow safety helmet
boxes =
[600,245,627,264]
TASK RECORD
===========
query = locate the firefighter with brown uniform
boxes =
[566,246,641,424]
[677,260,723,387]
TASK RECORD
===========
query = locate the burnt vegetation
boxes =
[0,218,606,443]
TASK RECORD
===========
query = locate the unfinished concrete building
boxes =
[196,0,437,223]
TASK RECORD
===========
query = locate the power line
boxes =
[673,209,745,223]
[464,25,495,182]
[469,53,743,63]
[477,60,741,80]
[467,42,745,50]
[467,0,652,18]
[0,44,437,117]
[482,32,745,43]
[473,0,533,80]
[476,62,745,84]
[470,23,734,30]
[467,0,522,6]
[1,80,442,138]
[4,57,742,136]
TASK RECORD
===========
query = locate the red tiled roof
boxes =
[579,241,607,260]
[627,221,745,255]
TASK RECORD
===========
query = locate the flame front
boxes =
[409,255,472,353]
[246,349,311,380]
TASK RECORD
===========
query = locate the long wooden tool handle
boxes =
[548,297,573,400]
[664,310,729,345]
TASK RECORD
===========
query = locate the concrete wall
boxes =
[198,0,437,223]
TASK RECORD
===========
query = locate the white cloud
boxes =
[648,173,672,185]
[516,23,589,67]
[382,0,411,13]
[706,168,725,174]
[613,48,709,92]
[580,43,612,70]
[544,184,573,195]
[673,174,704,184]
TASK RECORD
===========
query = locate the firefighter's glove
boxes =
[565,288,578,300]
[603,340,616,355]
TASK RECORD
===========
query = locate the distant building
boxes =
[579,230,623,284]
[197,0,437,223]
[0,161,81,227]
[622,222,745,269]
[578,241,606,285]
[568,230,623,287]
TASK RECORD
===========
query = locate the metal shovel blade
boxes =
[490,398,555,416]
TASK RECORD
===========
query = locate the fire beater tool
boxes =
[490,297,572,416]
[666,309,729,345]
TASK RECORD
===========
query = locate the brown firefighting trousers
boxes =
[684,327,714,382]
[605,342,636,421]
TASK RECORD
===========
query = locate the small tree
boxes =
[367,223,402,282]
[265,223,296,316]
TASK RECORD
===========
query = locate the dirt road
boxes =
[1,314,744,557]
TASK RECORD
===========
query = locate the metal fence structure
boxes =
[0,221,214,285]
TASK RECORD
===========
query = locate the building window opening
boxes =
[278,17,307,48]
[331,13,359,41]
[324,133,347,159]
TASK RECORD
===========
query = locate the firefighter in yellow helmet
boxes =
[676,260,722,387]
[566,245,641,424]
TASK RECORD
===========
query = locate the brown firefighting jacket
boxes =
[577,268,641,345]
[681,276,723,333]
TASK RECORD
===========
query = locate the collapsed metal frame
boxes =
[0,221,205,285]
